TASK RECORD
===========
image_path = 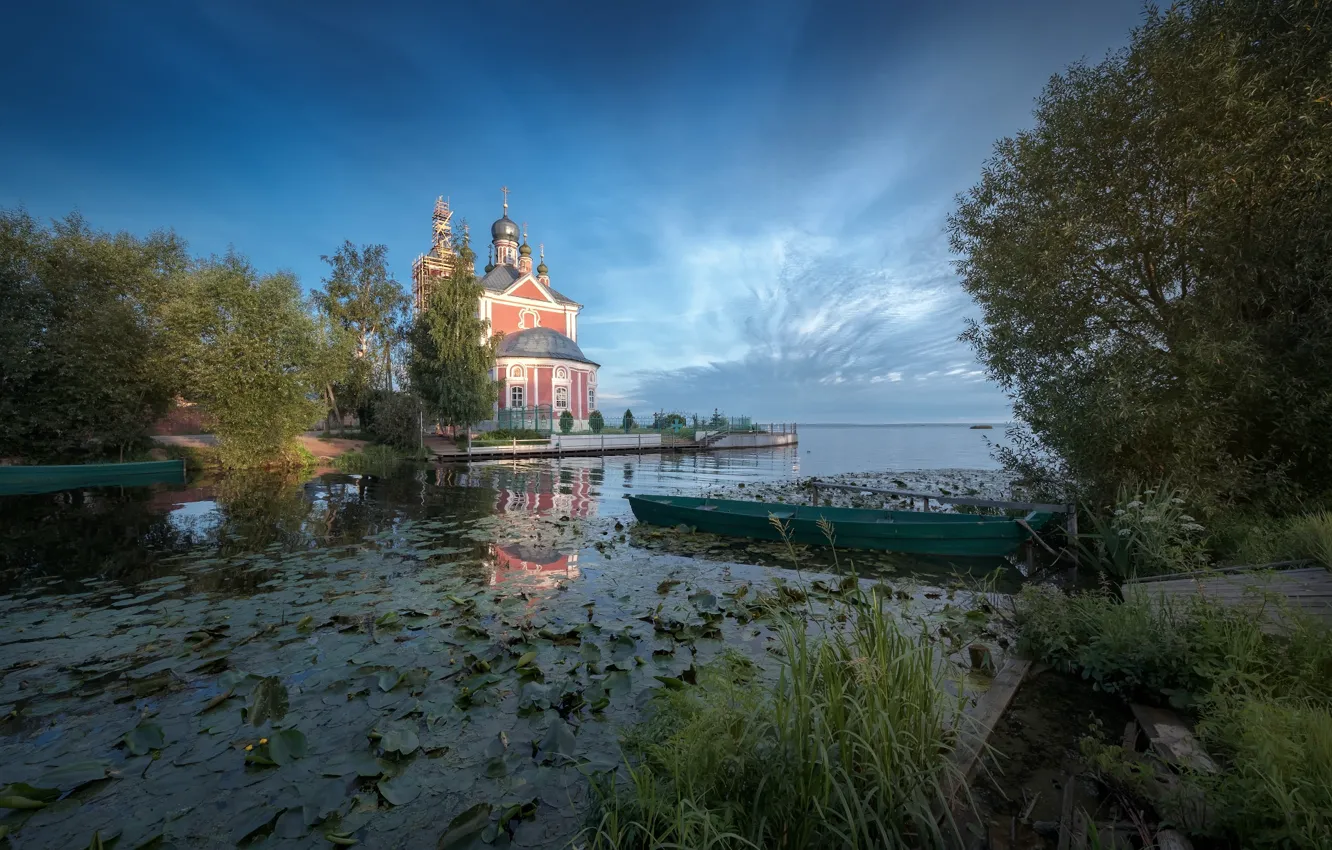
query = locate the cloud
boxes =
[613,227,1011,423]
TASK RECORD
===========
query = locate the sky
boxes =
[1,0,1146,423]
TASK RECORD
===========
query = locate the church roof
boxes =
[478,264,579,306]
[496,327,599,366]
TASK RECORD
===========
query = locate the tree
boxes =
[409,239,498,429]
[589,410,604,434]
[622,409,635,433]
[0,209,187,461]
[947,0,1332,505]
[312,242,409,428]
[559,410,574,434]
[368,392,423,451]
[166,253,329,468]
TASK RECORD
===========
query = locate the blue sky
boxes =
[1,0,1144,423]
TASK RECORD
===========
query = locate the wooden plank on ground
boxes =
[945,658,1033,807]
[1130,704,1217,774]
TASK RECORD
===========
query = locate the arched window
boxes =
[587,388,596,411]
[519,308,540,329]
[555,386,569,410]
[510,385,525,408]
[509,365,524,380]
[555,366,568,380]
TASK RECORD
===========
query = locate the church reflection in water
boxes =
[467,462,603,587]
[487,542,580,587]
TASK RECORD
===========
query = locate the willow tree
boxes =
[0,209,187,461]
[408,240,498,430]
[948,0,1332,505]
[167,253,331,468]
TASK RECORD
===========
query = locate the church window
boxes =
[555,367,567,380]
[509,365,524,379]
[555,386,568,410]
[510,385,525,408]
[519,308,540,329]
[588,388,596,410]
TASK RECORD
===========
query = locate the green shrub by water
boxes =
[1015,587,1332,848]
[332,444,423,474]
[583,589,963,850]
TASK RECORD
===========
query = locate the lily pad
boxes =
[437,802,492,849]
[122,722,166,755]
[268,728,308,765]
[248,676,289,727]
[377,774,421,806]
[537,718,576,764]
[380,728,419,756]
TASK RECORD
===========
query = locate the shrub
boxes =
[589,410,604,434]
[368,392,422,451]
[622,409,634,433]
[559,410,574,434]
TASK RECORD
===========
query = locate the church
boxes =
[411,191,600,426]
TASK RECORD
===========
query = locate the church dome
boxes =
[536,260,548,275]
[497,327,598,366]
[491,216,520,242]
[519,241,532,256]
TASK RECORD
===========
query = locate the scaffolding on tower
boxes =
[412,196,457,312]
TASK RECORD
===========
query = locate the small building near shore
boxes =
[412,190,600,427]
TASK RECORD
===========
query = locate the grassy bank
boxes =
[1013,587,1332,848]
[332,443,429,474]
[581,584,965,850]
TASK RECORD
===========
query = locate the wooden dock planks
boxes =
[1123,566,1332,627]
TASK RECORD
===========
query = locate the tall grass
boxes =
[583,587,964,849]
[332,444,423,474]
[1077,480,1208,580]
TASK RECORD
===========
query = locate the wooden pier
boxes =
[1123,563,1332,627]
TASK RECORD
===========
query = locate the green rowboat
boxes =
[627,494,1054,557]
[0,460,186,496]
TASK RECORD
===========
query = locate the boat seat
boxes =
[767,510,795,519]
[697,505,718,512]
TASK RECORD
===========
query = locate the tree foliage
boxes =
[948,0,1332,505]
[368,392,423,452]
[312,242,409,419]
[0,209,187,461]
[589,410,604,434]
[408,241,498,428]
[166,253,330,468]
[559,409,574,434]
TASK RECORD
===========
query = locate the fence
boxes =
[497,405,555,435]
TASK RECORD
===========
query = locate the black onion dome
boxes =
[491,216,520,242]
[496,327,598,366]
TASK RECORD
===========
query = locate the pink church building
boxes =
[412,190,600,425]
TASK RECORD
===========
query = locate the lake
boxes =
[0,435,1013,848]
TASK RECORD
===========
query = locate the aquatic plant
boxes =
[1077,480,1208,580]
[332,444,421,474]
[582,585,964,849]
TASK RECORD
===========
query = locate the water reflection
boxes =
[488,543,580,587]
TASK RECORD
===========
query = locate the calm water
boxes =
[0,433,1013,848]
[792,423,1009,476]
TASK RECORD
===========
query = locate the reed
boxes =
[582,584,963,849]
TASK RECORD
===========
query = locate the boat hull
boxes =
[0,460,187,496]
[627,495,1052,558]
